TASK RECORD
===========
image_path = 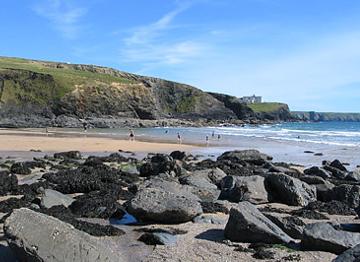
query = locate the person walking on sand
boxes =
[177,132,182,144]
[129,129,135,141]
[217,134,221,140]
[212,131,215,138]
[206,135,209,146]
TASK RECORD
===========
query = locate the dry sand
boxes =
[0,130,195,153]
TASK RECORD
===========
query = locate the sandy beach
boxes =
[0,129,195,153]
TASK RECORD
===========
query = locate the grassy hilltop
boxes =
[0,56,291,125]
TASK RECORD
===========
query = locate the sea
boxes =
[68,121,360,148]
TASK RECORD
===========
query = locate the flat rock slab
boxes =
[302,222,360,254]
[224,201,294,244]
[4,208,124,262]
[128,188,203,224]
[41,189,75,208]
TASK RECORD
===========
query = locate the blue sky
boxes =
[1,0,360,112]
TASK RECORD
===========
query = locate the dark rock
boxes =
[304,166,332,179]
[4,208,121,262]
[330,185,360,208]
[301,222,360,254]
[265,214,305,239]
[224,201,293,244]
[69,190,126,219]
[0,171,18,196]
[305,201,356,216]
[42,164,127,194]
[86,153,128,164]
[264,173,317,206]
[330,160,348,172]
[140,154,179,177]
[10,163,30,175]
[291,209,329,220]
[127,188,203,223]
[217,150,272,165]
[323,165,347,180]
[200,201,233,214]
[346,169,360,182]
[53,151,82,159]
[0,198,30,214]
[138,232,178,246]
[170,151,187,161]
[333,243,360,261]
[41,205,124,237]
[218,176,249,203]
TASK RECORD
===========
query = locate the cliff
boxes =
[0,56,292,127]
[292,111,360,122]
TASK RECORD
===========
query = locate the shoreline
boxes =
[0,127,359,169]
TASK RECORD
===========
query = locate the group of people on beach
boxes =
[78,123,222,146]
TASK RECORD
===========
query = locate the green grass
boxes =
[248,102,285,113]
[0,56,135,97]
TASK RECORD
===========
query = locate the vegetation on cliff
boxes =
[0,56,291,124]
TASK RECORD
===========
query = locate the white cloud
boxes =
[34,0,87,39]
[120,2,206,70]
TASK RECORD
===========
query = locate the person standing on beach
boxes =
[83,122,88,132]
[177,132,182,144]
[129,129,135,141]
[217,134,221,140]
[206,135,209,146]
[212,131,215,138]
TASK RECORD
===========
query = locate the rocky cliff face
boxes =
[207,92,255,119]
[292,111,360,122]
[0,57,291,127]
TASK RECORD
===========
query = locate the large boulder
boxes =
[330,185,360,208]
[179,168,225,201]
[235,175,268,204]
[265,173,317,206]
[219,176,249,203]
[333,243,360,262]
[224,201,293,244]
[301,223,360,254]
[127,188,203,223]
[4,208,122,262]
[217,150,272,165]
[40,189,75,209]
